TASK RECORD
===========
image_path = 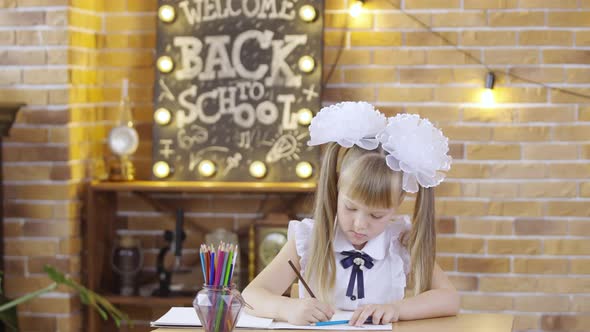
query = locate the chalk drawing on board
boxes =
[238,130,252,149]
[222,152,242,176]
[158,79,175,102]
[177,124,208,150]
[159,139,175,159]
[188,146,230,171]
[265,133,300,163]
[303,84,319,101]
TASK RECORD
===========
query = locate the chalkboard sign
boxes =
[152,0,323,182]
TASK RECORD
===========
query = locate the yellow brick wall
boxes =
[1,0,590,331]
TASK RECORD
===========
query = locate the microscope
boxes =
[153,208,191,297]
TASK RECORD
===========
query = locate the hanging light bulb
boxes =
[157,56,174,73]
[154,108,172,125]
[481,71,496,107]
[295,161,313,179]
[158,5,176,23]
[349,0,364,17]
[297,108,313,126]
[153,161,171,179]
[249,161,267,179]
[298,5,317,22]
[298,55,315,73]
[198,160,216,177]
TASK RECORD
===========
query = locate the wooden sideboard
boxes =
[85,180,314,332]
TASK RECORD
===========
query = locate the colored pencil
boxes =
[313,318,373,326]
[288,259,316,298]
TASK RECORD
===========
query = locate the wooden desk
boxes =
[152,313,514,332]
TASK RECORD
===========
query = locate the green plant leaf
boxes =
[43,265,128,326]
[0,293,18,331]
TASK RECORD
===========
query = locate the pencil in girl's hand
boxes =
[288,259,316,298]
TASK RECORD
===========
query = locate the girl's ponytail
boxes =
[409,186,436,295]
[305,143,341,302]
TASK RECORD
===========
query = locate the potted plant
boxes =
[0,266,127,331]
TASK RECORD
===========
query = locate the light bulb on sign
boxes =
[249,161,267,179]
[158,5,176,23]
[198,160,216,177]
[297,108,313,126]
[154,108,172,125]
[349,0,364,17]
[153,161,171,179]
[299,5,317,22]
[157,56,174,73]
[295,161,313,179]
[298,55,315,73]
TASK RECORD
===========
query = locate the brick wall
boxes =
[1,0,589,331]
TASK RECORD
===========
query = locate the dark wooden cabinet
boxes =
[85,181,314,331]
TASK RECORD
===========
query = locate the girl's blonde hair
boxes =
[304,143,436,302]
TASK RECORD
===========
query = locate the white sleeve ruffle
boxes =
[388,215,412,287]
[287,218,314,273]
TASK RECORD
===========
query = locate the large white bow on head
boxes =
[307,102,452,193]
[307,101,387,150]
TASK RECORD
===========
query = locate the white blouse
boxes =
[288,216,411,310]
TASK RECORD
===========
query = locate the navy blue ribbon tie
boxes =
[340,250,374,300]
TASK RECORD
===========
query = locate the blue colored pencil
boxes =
[209,251,215,285]
[199,250,206,283]
[313,318,373,326]
[314,320,350,326]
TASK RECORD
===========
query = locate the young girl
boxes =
[242,102,460,326]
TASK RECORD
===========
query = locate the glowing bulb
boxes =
[298,5,317,22]
[349,0,364,17]
[295,161,313,179]
[481,89,496,107]
[249,161,267,179]
[298,55,315,73]
[297,108,313,126]
[154,108,172,125]
[198,160,216,177]
[153,161,171,179]
[158,5,176,23]
[157,56,174,73]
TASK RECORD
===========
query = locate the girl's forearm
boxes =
[241,286,293,321]
[396,288,460,321]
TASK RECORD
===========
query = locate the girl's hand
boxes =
[284,298,335,325]
[349,303,401,326]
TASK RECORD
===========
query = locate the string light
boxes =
[153,161,171,179]
[249,161,267,178]
[154,108,172,125]
[158,5,176,23]
[349,0,364,17]
[298,5,317,22]
[157,56,174,73]
[298,55,315,73]
[295,161,313,179]
[380,0,590,102]
[297,108,313,125]
[198,160,217,177]
[481,72,496,107]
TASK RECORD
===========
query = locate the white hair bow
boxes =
[307,102,452,193]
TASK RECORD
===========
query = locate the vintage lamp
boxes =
[107,79,139,181]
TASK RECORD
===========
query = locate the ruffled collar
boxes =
[332,215,411,261]
[333,222,388,260]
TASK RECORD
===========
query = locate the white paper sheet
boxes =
[150,307,273,329]
[272,311,391,330]
[151,307,391,330]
